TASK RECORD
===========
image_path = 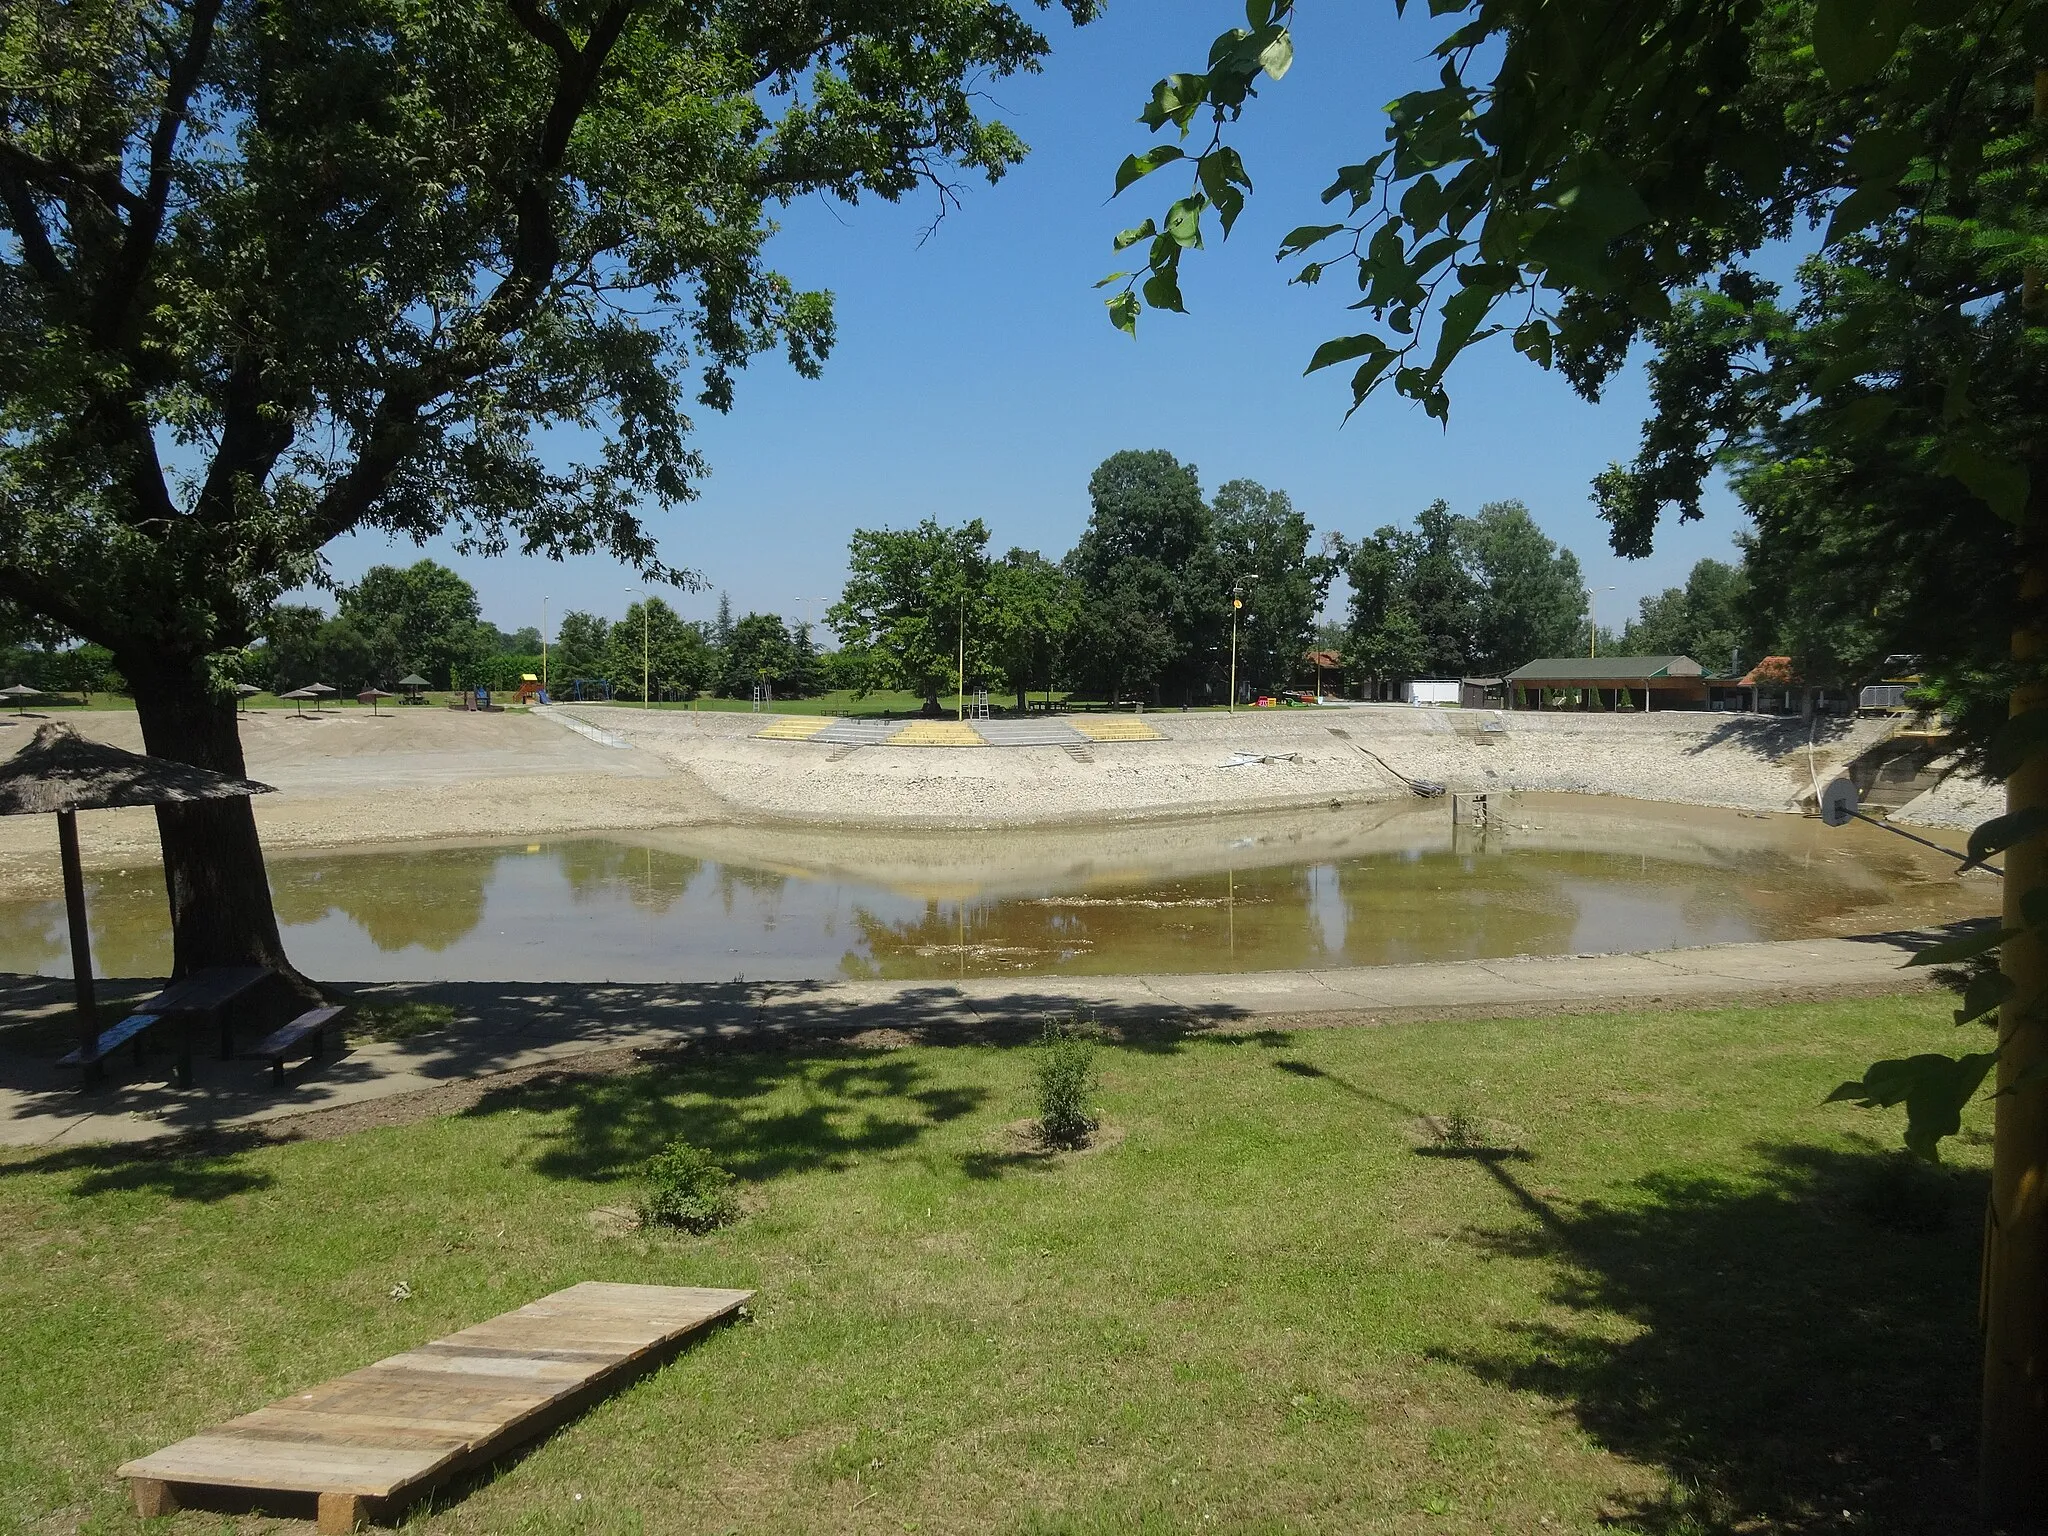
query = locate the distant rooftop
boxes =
[1505,655,1704,682]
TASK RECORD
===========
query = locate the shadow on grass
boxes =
[1442,1141,1984,1535]
[0,1126,275,1201]
[460,1044,990,1186]
[1268,1055,1983,1531]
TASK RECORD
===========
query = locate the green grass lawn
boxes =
[0,995,1989,1534]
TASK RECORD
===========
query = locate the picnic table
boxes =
[61,965,272,1087]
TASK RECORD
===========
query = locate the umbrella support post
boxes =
[56,809,100,1080]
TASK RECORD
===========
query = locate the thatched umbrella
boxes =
[0,723,274,1064]
[278,686,317,719]
[356,687,395,715]
[233,683,262,713]
[303,682,337,714]
[396,672,430,704]
[2,683,41,715]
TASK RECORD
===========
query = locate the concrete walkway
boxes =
[0,929,1951,1149]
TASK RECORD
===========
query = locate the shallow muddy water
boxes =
[0,795,1997,984]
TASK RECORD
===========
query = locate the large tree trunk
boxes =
[1982,538,2048,1517]
[1981,71,2048,1519]
[127,659,306,989]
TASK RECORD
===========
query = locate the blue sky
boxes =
[314,0,1745,640]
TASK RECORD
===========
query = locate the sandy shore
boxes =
[0,702,1975,897]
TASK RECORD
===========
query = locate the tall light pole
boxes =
[624,586,649,706]
[1588,585,1616,657]
[540,595,549,695]
[956,589,966,721]
[1228,576,1259,713]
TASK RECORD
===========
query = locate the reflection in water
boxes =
[0,797,2000,984]
[270,846,504,952]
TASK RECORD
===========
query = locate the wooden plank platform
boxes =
[117,1282,751,1531]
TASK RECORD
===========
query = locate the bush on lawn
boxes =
[1033,1016,1099,1148]
[638,1138,740,1232]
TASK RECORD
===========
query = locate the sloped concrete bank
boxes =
[577,704,1903,829]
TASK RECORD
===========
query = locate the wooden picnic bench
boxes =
[248,1005,345,1086]
[56,1011,168,1077]
[118,1282,752,1532]
[59,966,272,1086]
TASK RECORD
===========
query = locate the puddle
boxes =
[0,795,1996,984]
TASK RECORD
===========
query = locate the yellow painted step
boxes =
[754,716,836,740]
[892,720,988,747]
[1070,716,1164,743]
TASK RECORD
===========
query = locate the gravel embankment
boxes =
[576,704,1898,828]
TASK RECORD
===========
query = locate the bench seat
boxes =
[57,1012,165,1071]
[250,1006,344,1085]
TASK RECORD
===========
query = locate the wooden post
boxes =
[130,1478,179,1517]
[1979,64,2048,1524]
[317,1491,366,1533]
[57,809,97,1063]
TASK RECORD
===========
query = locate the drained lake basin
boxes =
[0,795,1997,984]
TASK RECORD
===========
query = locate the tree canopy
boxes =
[0,0,1094,976]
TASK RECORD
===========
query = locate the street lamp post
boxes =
[1588,585,1617,658]
[956,590,967,721]
[1228,576,1259,713]
[541,595,549,696]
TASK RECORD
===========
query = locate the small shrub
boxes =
[1033,1016,1099,1148]
[1437,1103,1483,1149]
[637,1139,740,1233]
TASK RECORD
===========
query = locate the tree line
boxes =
[825,449,1600,710]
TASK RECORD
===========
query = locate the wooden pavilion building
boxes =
[1503,655,1707,711]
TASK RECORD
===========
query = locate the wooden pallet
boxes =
[117,1282,751,1532]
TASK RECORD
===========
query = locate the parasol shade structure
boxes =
[277,687,318,719]
[357,687,396,715]
[2,682,42,715]
[396,672,430,705]
[232,683,262,713]
[0,723,274,1068]
[303,683,337,714]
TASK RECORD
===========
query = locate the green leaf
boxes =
[1824,181,1905,244]
[1199,149,1252,238]
[1107,291,1140,336]
[1305,333,1389,375]
[1431,285,1493,371]
[1142,265,1186,313]
[1244,0,1275,27]
[1940,443,2029,523]
[1115,145,1185,196]
[1825,394,1896,440]
[1259,29,1293,80]
[1554,169,1650,241]
[1906,925,2023,967]
[1812,0,1915,90]
[1139,75,1208,133]
[1347,351,1397,408]
[1965,807,2048,870]
[1279,223,1344,257]
[1165,195,1206,248]
[1513,320,1553,367]
[1825,1051,1998,1161]
[1112,220,1157,253]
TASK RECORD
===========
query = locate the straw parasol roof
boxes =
[1,683,40,698]
[233,683,263,696]
[304,682,337,696]
[0,722,274,816]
